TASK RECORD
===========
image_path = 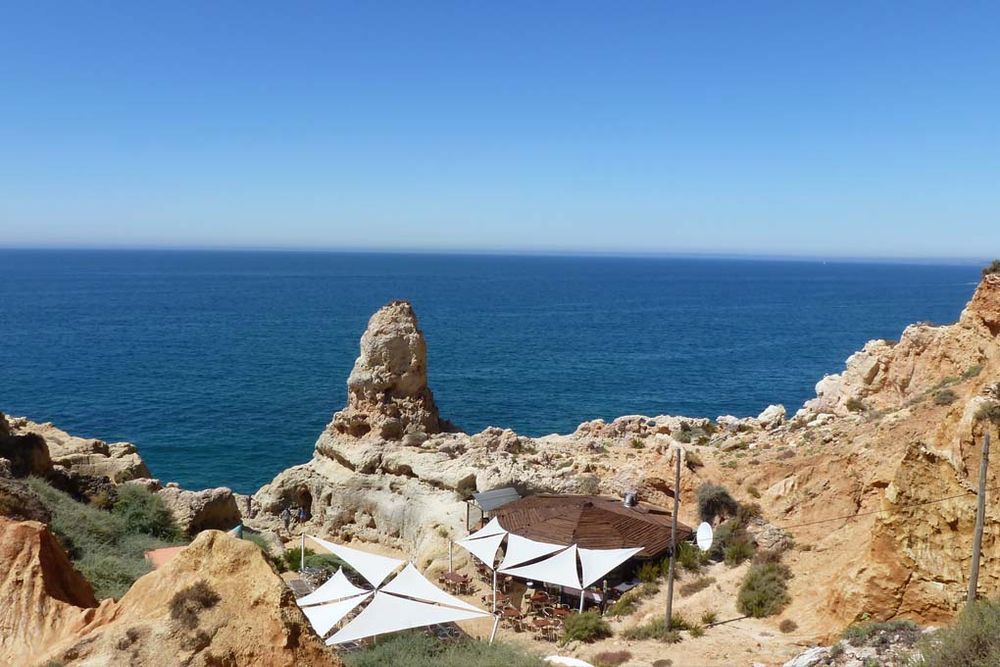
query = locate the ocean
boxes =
[0,249,981,493]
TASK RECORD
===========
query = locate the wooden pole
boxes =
[300,532,305,572]
[449,540,454,573]
[968,433,990,605]
[665,451,681,629]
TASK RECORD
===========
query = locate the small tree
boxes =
[696,483,740,524]
[982,259,1000,278]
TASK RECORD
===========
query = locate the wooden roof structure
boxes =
[493,494,693,559]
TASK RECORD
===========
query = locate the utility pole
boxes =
[665,450,681,629]
[967,433,991,605]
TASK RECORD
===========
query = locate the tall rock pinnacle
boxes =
[330,300,443,440]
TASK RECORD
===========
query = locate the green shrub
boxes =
[700,610,718,625]
[283,546,350,573]
[916,599,999,667]
[684,450,702,468]
[675,430,692,444]
[112,485,180,540]
[724,540,754,566]
[982,260,1000,278]
[607,589,641,617]
[26,478,185,599]
[591,650,632,667]
[562,611,612,644]
[845,397,866,413]
[689,624,705,638]
[676,541,708,572]
[169,580,220,629]
[342,631,545,667]
[842,619,920,647]
[934,389,958,406]
[622,617,682,642]
[737,562,791,618]
[696,483,740,524]
[638,561,661,583]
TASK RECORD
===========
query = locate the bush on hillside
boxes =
[112,485,180,540]
[621,617,682,642]
[591,650,632,667]
[26,477,185,599]
[282,546,350,573]
[736,561,791,618]
[842,619,919,647]
[934,389,958,406]
[562,611,612,644]
[724,540,754,566]
[675,540,709,572]
[696,483,740,524]
[343,631,545,667]
[637,561,661,583]
[915,598,1000,667]
[982,260,1000,278]
[678,576,715,597]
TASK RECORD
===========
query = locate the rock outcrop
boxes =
[2,521,340,666]
[0,518,104,665]
[330,300,443,440]
[0,412,52,477]
[156,485,241,535]
[10,416,150,483]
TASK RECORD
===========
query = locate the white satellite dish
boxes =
[696,522,714,552]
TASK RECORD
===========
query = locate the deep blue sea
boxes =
[0,250,981,493]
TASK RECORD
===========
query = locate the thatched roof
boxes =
[493,494,693,558]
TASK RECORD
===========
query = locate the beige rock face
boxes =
[156,485,241,535]
[15,527,340,667]
[0,412,52,478]
[0,518,106,666]
[330,300,443,440]
[7,416,149,483]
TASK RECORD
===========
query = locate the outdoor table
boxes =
[550,607,571,619]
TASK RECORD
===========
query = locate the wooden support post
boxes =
[665,451,681,629]
[968,433,990,605]
[300,532,305,572]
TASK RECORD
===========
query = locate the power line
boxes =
[772,486,999,531]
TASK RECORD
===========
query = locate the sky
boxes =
[1,2,998,258]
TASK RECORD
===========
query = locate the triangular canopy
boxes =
[497,533,566,570]
[466,516,508,540]
[456,531,506,569]
[307,535,404,588]
[578,546,642,587]
[326,592,489,645]
[296,568,369,607]
[300,592,372,637]
[380,563,482,613]
[499,545,582,589]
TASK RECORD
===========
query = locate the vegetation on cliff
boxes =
[341,631,544,667]
[982,259,1000,277]
[916,598,1000,667]
[27,478,185,599]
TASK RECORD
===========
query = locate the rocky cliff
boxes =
[0,519,339,666]
[253,276,1000,632]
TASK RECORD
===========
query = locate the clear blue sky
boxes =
[1,2,997,258]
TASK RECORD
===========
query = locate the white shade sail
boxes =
[296,568,369,607]
[300,592,371,637]
[456,531,506,569]
[468,516,508,540]
[307,535,404,588]
[497,533,566,570]
[578,547,642,587]
[499,545,582,589]
[326,592,489,645]
[380,563,483,613]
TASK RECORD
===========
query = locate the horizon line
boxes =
[0,243,990,266]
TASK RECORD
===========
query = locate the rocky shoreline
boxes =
[1,273,997,665]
